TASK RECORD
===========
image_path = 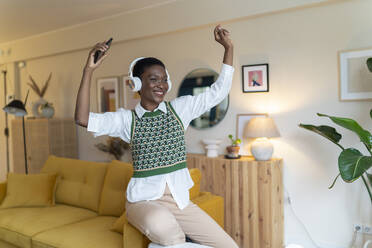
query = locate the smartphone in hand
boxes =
[94,38,113,64]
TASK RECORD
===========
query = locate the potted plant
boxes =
[299,110,372,204]
[27,73,52,118]
[226,134,242,158]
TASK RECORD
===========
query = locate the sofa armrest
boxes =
[0,181,7,204]
[123,216,151,248]
[188,168,201,200]
[192,192,224,228]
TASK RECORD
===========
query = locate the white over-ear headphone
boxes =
[127,57,172,93]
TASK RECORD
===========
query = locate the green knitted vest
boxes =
[130,101,187,178]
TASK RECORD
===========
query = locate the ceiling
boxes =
[0,0,179,44]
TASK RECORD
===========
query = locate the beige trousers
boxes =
[125,184,239,248]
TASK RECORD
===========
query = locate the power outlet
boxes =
[363,225,372,235]
[354,224,363,233]
[354,224,372,234]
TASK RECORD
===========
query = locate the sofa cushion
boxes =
[110,211,126,233]
[32,216,122,248]
[0,204,97,248]
[0,173,57,209]
[98,160,133,217]
[41,155,108,212]
[0,239,19,248]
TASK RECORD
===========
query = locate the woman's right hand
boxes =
[84,41,110,71]
[214,24,233,50]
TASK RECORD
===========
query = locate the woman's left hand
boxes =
[214,24,233,49]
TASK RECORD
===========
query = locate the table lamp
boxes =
[3,90,29,174]
[244,116,280,161]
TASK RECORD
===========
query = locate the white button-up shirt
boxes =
[87,63,234,209]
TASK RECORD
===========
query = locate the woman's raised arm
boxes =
[74,41,110,127]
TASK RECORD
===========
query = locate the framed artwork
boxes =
[241,64,269,93]
[97,77,119,113]
[236,113,268,155]
[339,48,372,101]
[121,75,141,110]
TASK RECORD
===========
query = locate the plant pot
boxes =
[41,105,55,118]
[226,145,240,158]
[31,98,47,118]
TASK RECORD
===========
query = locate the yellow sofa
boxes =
[0,155,224,248]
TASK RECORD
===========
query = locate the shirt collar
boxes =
[134,101,167,119]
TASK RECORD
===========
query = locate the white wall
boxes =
[0,0,328,63]
[0,0,371,247]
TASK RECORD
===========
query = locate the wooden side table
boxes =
[187,153,283,248]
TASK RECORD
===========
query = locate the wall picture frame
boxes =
[236,113,268,155]
[242,64,269,93]
[121,75,141,110]
[339,48,372,101]
[97,76,119,113]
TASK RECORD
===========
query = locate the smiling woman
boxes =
[128,57,171,111]
[75,24,237,248]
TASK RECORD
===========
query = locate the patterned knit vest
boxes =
[130,101,187,178]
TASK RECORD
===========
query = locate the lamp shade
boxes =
[3,99,27,117]
[244,116,280,138]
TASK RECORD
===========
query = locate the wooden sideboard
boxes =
[11,118,78,174]
[187,153,283,248]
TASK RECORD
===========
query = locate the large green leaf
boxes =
[318,113,372,151]
[338,148,372,182]
[299,124,344,150]
[367,58,372,72]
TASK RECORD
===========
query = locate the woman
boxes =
[75,24,238,248]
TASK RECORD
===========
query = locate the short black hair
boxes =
[132,57,165,79]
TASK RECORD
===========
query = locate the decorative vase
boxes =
[31,98,47,118]
[250,137,273,161]
[202,139,222,158]
[41,105,55,118]
[226,145,240,158]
